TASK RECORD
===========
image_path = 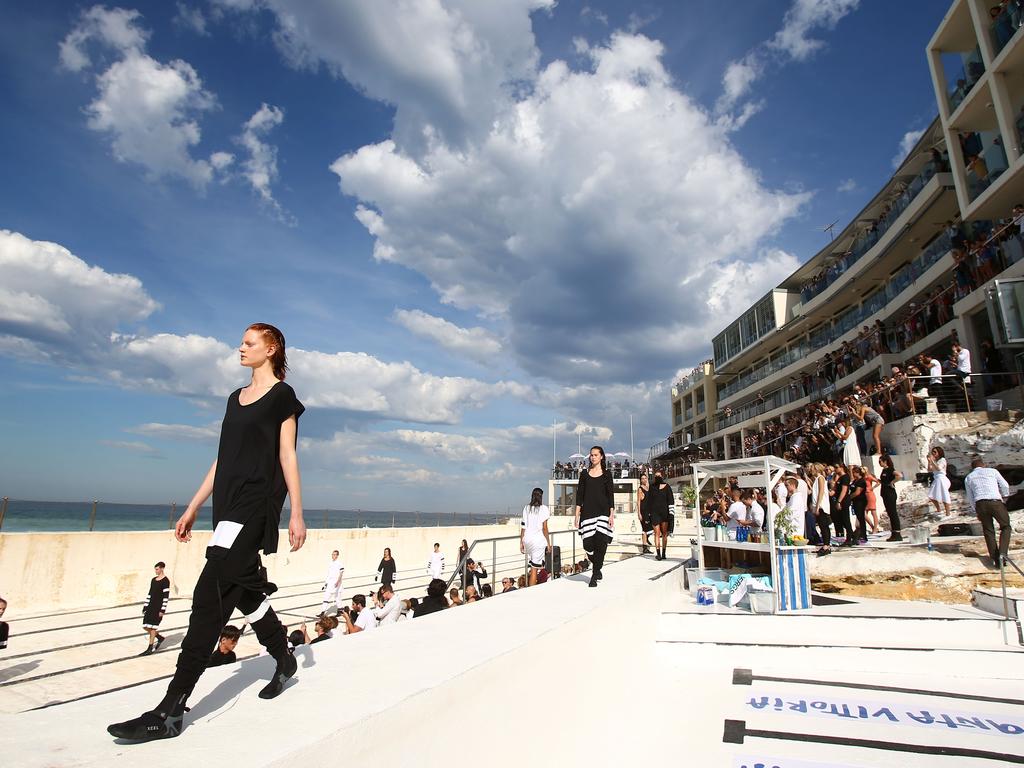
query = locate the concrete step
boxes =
[657,611,1022,650]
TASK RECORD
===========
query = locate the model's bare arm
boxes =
[280,416,306,552]
[176,460,217,543]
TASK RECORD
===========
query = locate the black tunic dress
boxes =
[209,381,304,560]
[576,469,614,553]
[142,576,170,628]
[377,558,397,587]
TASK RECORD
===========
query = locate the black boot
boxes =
[258,651,297,700]
[154,634,165,651]
[107,693,187,742]
[588,573,598,587]
[886,532,903,542]
[138,645,154,657]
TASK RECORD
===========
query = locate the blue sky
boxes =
[0,0,947,512]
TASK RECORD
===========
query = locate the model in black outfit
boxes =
[645,472,674,560]
[108,323,307,742]
[574,446,615,588]
[878,454,903,542]
[377,547,397,589]
[140,562,170,655]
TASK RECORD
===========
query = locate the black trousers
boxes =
[814,510,831,547]
[851,502,867,541]
[976,499,1011,563]
[167,517,288,699]
[585,536,609,573]
[881,487,900,532]
[833,500,850,539]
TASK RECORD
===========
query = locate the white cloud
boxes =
[392,309,502,363]
[60,5,224,188]
[717,0,859,114]
[173,3,209,36]
[129,421,221,441]
[892,128,926,169]
[837,177,858,193]
[0,229,158,359]
[329,32,807,384]
[769,0,861,61]
[210,0,555,151]
[58,6,149,71]
[236,103,290,219]
[100,439,165,458]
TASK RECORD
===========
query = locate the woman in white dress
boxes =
[926,446,952,516]
[834,417,861,470]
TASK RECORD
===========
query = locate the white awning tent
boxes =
[690,456,802,614]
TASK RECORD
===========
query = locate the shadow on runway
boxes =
[185,645,316,721]
[0,660,42,683]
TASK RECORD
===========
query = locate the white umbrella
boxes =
[613,452,630,458]
[568,453,585,459]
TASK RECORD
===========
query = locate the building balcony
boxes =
[718,229,957,406]
[796,166,947,311]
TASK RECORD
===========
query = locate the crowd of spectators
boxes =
[552,459,645,479]
[716,205,1024,441]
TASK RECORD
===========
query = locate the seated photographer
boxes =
[207,624,242,667]
[340,594,377,634]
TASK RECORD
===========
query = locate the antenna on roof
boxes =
[821,219,839,241]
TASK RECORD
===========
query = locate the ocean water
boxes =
[0,499,506,533]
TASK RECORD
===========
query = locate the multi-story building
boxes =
[650,0,1024,478]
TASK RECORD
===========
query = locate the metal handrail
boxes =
[998,553,1024,620]
[445,530,580,593]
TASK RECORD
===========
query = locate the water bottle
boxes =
[927,533,934,552]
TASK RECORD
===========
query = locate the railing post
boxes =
[169,502,176,530]
[492,539,497,593]
[0,496,8,531]
[323,508,328,529]
[88,500,98,532]
[999,557,1010,620]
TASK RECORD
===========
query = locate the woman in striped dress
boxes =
[574,446,615,588]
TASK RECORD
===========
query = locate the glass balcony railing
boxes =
[991,5,1023,58]
[697,402,705,415]
[799,162,940,306]
[947,47,985,113]
[718,230,956,404]
[965,132,1010,203]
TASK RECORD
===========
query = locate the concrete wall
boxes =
[0,520,577,612]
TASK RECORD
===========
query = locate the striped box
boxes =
[776,548,811,611]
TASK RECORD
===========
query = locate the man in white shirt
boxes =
[725,496,748,533]
[372,584,403,626]
[785,476,810,540]
[341,594,377,634]
[320,550,344,615]
[426,543,445,579]
[953,343,972,383]
[741,491,766,530]
[964,458,1011,567]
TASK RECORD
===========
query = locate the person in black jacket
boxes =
[645,473,674,560]
[415,579,449,617]
[462,558,487,598]
[574,446,615,587]
[376,547,397,590]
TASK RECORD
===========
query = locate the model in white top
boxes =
[836,417,861,469]
[926,446,952,515]
[520,488,552,586]
[320,550,344,615]
[426,543,445,579]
